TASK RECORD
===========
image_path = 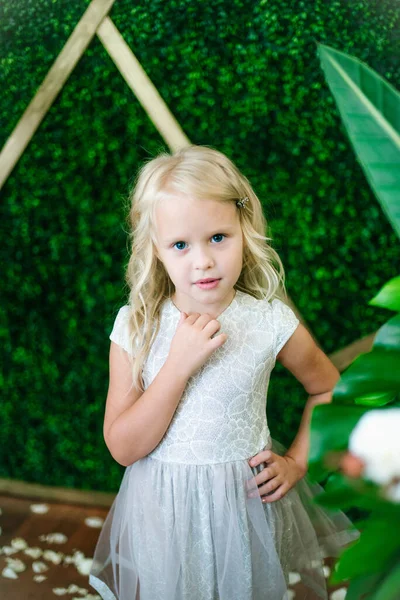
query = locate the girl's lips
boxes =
[195,279,220,289]
[196,279,219,283]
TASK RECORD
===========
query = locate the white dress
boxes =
[89,290,359,600]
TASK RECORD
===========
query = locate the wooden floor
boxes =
[0,494,108,600]
[0,493,348,599]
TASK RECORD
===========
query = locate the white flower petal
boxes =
[323,565,331,578]
[386,481,400,503]
[84,517,104,529]
[73,587,88,596]
[76,557,93,576]
[330,587,347,600]
[67,584,80,593]
[33,574,47,582]
[39,533,68,544]
[2,567,18,579]
[11,537,28,550]
[349,409,400,485]
[53,588,68,595]
[1,545,19,556]
[32,561,49,573]
[43,550,64,564]
[30,503,50,514]
[288,571,301,585]
[24,547,43,559]
[5,558,26,573]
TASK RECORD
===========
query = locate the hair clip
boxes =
[236,196,249,208]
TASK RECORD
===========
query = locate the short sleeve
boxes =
[109,306,133,354]
[270,298,300,358]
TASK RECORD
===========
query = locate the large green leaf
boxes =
[374,313,400,350]
[318,43,400,239]
[332,516,400,583]
[309,404,370,479]
[369,276,400,312]
[373,562,400,600]
[333,348,400,403]
[345,573,382,600]
[315,472,388,511]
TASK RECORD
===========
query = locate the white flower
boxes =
[330,588,347,600]
[349,409,400,485]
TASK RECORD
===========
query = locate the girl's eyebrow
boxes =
[165,226,236,244]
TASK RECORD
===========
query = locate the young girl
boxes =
[89,145,359,600]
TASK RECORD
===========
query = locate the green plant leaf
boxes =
[354,391,398,406]
[309,404,370,475]
[332,516,400,583]
[315,472,387,511]
[373,562,400,600]
[345,572,382,600]
[317,43,400,239]
[333,349,400,403]
[374,314,400,350]
[369,276,400,312]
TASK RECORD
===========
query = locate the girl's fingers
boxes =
[258,476,281,497]
[261,484,287,503]
[248,450,274,467]
[247,471,278,497]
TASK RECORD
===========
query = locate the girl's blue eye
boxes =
[173,234,226,251]
[212,234,225,243]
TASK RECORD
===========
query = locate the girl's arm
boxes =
[247,324,340,503]
[276,323,340,473]
[104,343,190,466]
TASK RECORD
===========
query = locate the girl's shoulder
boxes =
[238,292,300,358]
[238,291,298,323]
[109,305,131,353]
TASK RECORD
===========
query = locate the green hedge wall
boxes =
[1,0,399,492]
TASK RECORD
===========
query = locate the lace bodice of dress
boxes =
[109,290,299,465]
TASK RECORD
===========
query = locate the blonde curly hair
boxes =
[121,145,288,392]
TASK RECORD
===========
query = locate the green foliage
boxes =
[1,0,400,491]
[310,42,400,599]
[318,43,400,239]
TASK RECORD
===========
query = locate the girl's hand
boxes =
[246,450,306,503]
[167,311,228,380]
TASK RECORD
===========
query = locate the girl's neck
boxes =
[170,289,237,320]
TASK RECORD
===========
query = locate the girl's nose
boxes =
[194,249,214,269]
[195,254,214,271]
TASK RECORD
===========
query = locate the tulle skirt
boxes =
[89,440,359,600]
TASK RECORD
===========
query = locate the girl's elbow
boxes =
[104,429,135,467]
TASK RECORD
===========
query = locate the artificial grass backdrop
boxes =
[1,0,399,491]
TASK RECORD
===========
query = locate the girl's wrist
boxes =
[285,452,308,479]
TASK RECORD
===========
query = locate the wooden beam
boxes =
[329,331,376,372]
[0,0,117,190]
[0,477,115,508]
[96,16,190,151]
